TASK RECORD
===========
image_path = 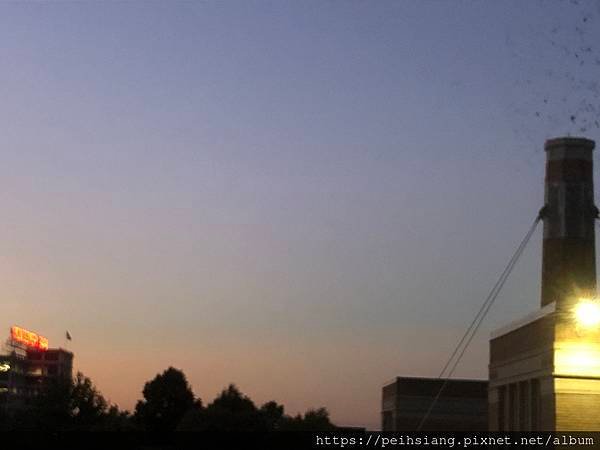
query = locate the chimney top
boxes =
[545,137,595,152]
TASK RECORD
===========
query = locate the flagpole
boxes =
[65,331,72,350]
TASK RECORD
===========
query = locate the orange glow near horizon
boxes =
[10,325,48,351]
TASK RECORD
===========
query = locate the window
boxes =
[27,366,43,376]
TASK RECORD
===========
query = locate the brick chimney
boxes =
[541,137,597,309]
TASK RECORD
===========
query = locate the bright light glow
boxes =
[0,363,9,372]
[38,336,49,351]
[10,326,49,351]
[555,343,600,377]
[575,299,600,328]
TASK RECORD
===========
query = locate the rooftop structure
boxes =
[0,326,73,413]
[381,376,488,431]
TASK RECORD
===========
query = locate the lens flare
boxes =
[575,299,600,328]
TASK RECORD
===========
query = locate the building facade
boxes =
[381,376,488,431]
[0,326,73,413]
[489,137,600,431]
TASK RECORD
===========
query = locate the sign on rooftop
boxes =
[10,326,48,351]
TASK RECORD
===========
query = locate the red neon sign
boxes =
[10,326,49,351]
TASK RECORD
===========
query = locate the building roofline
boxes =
[382,376,488,387]
[490,301,555,340]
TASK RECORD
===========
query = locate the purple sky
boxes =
[1,1,599,429]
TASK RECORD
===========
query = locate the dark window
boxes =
[27,352,42,360]
[46,365,57,375]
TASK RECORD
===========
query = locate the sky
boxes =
[1,1,600,430]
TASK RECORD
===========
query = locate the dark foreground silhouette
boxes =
[0,367,336,433]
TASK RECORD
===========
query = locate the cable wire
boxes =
[415,213,542,431]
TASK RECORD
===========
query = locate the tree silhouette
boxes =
[175,399,204,431]
[280,407,336,431]
[28,373,73,430]
[201,384,263,431]
[70,372,109,429]
[301,407,336,431]
[4,364,337,433]
[209,384,256,414]
[259,400,285,430]
[7,371,117,431]
[134,366,196,432]
[102,404,136,431]
[176,383,337,432]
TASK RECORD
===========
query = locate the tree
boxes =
[175,384,336,432]
[259,400,285,430]
[70,372,108,429]
[280,407,336,431]
[209,384,256,414]
[102,405,136,431]
[13,371,115,431]
[301,407,336,431]
[204,384,262,431]
[175,399,204,431]
[26,374,73,430]
[134,367,196,432]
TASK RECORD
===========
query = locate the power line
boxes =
[416,213,542,431]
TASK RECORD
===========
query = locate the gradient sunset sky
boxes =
[1,1,599,429]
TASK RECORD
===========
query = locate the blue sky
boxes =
[1,1,599,429]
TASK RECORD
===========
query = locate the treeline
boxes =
[1,367,336,432]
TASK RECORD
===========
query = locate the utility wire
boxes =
[442,212,542,379]
[416,213,542,431]
[434,221,530,380]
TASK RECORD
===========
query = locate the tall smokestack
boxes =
[541,137,597,308]
[490,137,600,432]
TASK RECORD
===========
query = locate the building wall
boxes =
[489,375,555,431]
[490,137,600,431]
[554,378,600,430]
[381,381,397,431]
[0,347,73,414]
[490,305,600,431]
[489,313,556,431]
[382,377,488,431]
[26,349,73,379]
